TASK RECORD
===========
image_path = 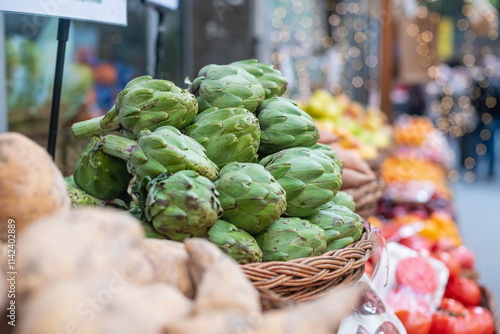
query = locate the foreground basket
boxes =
[242,227,377,303]
[344,178,385,219]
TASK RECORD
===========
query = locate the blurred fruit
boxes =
[395,310,432,334]
[432,251,461,279]
[430,298,480,334]
[444,276,481,307]
[467,306,494,334]
[396,257,439,294]
[449,246,475,270]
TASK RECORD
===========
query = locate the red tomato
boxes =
[468,306,494,334]
[395,310,431,334]
[432,251,461,278]
[440,298,466,314]
[364,261,374,277]
[430,299,481,334]
[449,246,475,270]
[399,235,433,252]
[396,257,439,294]
[445,277,481,307]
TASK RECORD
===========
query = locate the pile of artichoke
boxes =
[68,59,364,264]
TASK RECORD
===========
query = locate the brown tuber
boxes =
[0,133,70,241]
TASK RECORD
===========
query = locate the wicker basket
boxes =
[344,178,385,219]
[480,285,500,334]
[242,227,377,303]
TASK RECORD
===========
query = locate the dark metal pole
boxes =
[155,10,166,78]
[47,18,71,159]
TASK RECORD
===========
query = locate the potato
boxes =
[0,133,70,241]
[18,281,192,334]
[194,256,261,317]
[330,143,374,176]
[341,168,376,190]
[254,286,362,334]
[184,238,224,286]
[17,208,154,302]
[142,239,194,298]
[162,312,251,334]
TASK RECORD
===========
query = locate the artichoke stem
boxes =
[100,134,136,161]
[71,116,117,140]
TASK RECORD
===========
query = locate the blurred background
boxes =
[1,0,499,302]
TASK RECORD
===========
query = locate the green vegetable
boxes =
[259,147,342,217]
[184,107,261,168]
[145,171,222,241]
[215,162,287,234]
[72,76,198,139]
[256,97,319,155]
[208,220,262,264]
[73,136,131,200]
[255,217,327,261]
[231,59,288,99]
[305,203,363,251]
[100,126,219,181]
[189,64,265,113]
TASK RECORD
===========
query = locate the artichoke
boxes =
[331,191,355,211]
[259,147,342,217]
[184,107,261,168]
[189,64,265,113]
[72,76,198,139]
[66,184,129,209]
[208,220,263,264]
[67,185,101,208]
[255,217,327,261]
[74,136,132,200]
[256,98,319,155]
[145,171,222,241]
[100,126,219,181]
[141,221,167,239]
[310,143,343,171]
[231,59,288,99]
[215,163,287,234]
[305,203,363,251]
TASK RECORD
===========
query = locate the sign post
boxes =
[47,18,70,158]
[0,0,127,158]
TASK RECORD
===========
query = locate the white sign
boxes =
[144,0,179,10]
[0,0,127,26]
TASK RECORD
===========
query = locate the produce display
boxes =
[66,59,363,265]
[366,116,498,334]
[299,90,392,160]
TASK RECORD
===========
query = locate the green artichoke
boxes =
[101,126,219,181]
[67,185,100,208]
[310,143,343,171]
[259,147,342,217]
[215,163,287,234]
[255,217,327,261]
[304,203,363,251]
[145,171,222,241]
[72,76,198,140]
[74,136,132,200]
[184,107,261,168]
[256,98,319,155]
[189,64,265,113]
[208,220,263,264]
[141,221,167,239]
[230,59,288,99]
[66,184,129,209]
[331,191,355,211]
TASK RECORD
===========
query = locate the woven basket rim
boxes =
[242,226,378,302]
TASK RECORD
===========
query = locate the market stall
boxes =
[1,0,500,334]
